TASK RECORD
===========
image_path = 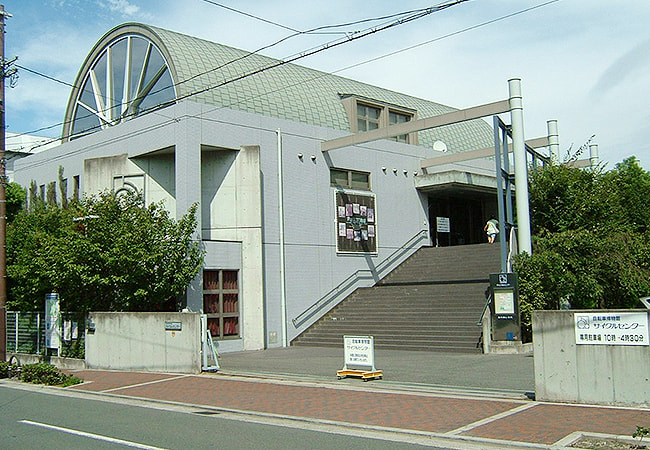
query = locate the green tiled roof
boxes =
[98,23,495,152]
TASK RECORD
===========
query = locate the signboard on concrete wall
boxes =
[335,191,377,253]
[574,312,649,346]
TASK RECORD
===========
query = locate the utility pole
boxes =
[0,4,10,362]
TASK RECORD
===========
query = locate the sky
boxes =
[3,0,650,170]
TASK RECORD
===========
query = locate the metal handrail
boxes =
[477,287,493,326]
[292,229,429,329]
[507,225,518,272]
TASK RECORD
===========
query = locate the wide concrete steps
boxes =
[292,243,500,353]
[379,245,501,284]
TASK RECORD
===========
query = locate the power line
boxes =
[11,4,452,143]
[13,0,559,151]
[332,0,562,74]
[12,2,467,145]
[14,64,75,89]
[198,0,301,33]
[174,1,468,103]
[157,4,451,104]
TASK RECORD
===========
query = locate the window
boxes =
[341,96,417,145]
[60,178,68,203]
[330,168,370,191]
[73,175,80,201]
[203,270,239,339]
[357,104,380,132]
[66,34,176,140]
[389,111,411,143]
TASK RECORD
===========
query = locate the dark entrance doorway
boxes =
[429,193,492,246]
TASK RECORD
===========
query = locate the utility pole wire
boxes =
[163,4,453,100]
[199,0,301,33]
[175,0,468,102]
[330,0,561,75]
[15,64,73,88]
[12,1,467,146]
[10,0,561,156]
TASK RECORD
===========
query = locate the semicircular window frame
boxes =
[69,34,176,140]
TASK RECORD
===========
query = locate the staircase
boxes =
[292,243,501,353]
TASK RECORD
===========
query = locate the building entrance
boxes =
[429,194,494,246]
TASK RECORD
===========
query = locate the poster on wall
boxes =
[335,191,377,253]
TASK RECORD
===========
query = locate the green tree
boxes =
[7,190,204,312]
[514,157,650,335]
[6,181,26,222]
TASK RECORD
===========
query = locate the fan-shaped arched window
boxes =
[69,35,175,139]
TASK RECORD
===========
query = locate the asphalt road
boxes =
[0,384,448,449]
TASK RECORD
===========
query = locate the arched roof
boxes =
[64,22,493,152]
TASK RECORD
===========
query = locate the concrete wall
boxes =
[533,310,650,407]
[85,312,201,373]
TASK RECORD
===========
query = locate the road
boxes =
[0,384,448,449]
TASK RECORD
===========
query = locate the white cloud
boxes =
[101,0,140,17]
[4,0,650,168]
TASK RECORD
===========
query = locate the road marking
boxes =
[101,374,192,393]
[20,420,167,449]
[445,403,538,435]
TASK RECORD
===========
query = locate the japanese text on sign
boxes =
[574,312,649,346]
[343,335,375,367]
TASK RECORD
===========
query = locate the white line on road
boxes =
[20,420,168,449]
[101,374,192,393]
[445,403,538,435]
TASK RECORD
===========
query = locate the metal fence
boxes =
[6,311,86,359]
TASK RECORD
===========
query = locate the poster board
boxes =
[335,191,376,253]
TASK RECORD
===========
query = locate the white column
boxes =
[175,112,203,311]
[509,79,532,255]
[589,143,599,168]
[277,130,288,347]
[547,120,560,164]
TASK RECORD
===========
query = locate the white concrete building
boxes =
[14,23,504,353]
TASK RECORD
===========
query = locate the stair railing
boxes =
[507,225,518,272]
[477,287,493,327]
[291,229,429,329]
[477,287,493,354]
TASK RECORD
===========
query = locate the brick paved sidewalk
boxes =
[69,369,650,447]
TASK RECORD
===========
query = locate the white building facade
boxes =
[14,23,500,353]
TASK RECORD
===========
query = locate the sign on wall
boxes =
[335,191,377,253]
[574,312,649,346]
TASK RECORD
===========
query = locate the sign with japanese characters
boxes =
[494,290,515,315]
[436,216,450,233]
[574,312,649,346]
[343,335,375,368]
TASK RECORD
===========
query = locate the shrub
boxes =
[0,361,20,379]
[19,363,82,386]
